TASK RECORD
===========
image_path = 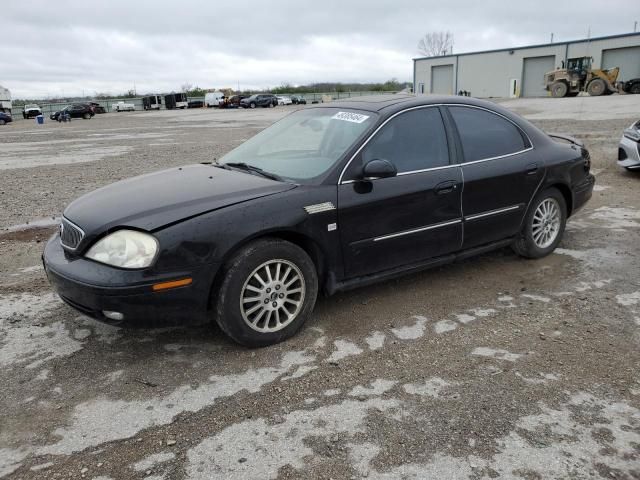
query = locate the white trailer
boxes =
[0,86,11,113]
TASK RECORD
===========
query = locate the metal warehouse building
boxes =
[413,32,640,98]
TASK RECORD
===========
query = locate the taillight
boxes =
[581,147,591,172]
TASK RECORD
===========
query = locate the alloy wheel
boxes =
[240,259,305,333]
[532,198,561,249]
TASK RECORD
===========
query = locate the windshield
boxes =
[219,108,377,182]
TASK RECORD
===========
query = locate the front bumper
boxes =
[618,135,640,169]
[43,234,217,327]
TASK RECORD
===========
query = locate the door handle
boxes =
[435,180,457,195]
[525,163,539,175]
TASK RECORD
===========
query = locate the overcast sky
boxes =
[2,0,636,98]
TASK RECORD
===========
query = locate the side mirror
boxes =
[362,159,397,180]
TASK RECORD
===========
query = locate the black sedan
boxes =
[43,95,594,347]
[50,104,94,121]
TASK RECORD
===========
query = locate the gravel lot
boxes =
[1,96,640,479]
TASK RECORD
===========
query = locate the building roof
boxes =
[413,31,640,62]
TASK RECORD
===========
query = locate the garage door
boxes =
[522,56,556,97]
[431,65,454,94]
[602,47,640,82]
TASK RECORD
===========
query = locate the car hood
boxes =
[64,164,296,236]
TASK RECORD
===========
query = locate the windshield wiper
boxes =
[223,162,284,182]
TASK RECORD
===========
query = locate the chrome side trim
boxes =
[397,164,458,176]
[464,205,521,221]
[304,202,336,214]
[373,219,462,242]
[338,103,534,184]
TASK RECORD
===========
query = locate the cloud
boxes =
[1,0,632,98]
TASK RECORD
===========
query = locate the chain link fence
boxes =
[11,91,400,118]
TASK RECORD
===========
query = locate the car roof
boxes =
[306,94,508,115]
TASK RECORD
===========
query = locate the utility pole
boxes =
[634,21,638,32]
[550,33,554,43]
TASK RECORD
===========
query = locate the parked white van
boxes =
[204,92,225,107]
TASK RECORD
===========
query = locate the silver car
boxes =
[618,120,640,171]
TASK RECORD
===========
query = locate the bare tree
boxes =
[181,82,193,93]
[417,31,454,57]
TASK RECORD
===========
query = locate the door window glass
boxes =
[449,106,527,162]
[360,108,449,174]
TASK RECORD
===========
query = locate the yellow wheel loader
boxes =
[544,56,620,97]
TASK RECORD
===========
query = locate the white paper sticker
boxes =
[331,111,370,124]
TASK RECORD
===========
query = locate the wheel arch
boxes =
[546,182,573,217]
[207,230,328,310]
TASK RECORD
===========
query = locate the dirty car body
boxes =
[43,95,595,346]
[618,120,640,170]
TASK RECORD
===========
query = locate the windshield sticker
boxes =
[331,111,370,124]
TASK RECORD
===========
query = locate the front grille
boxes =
[60,217,84,250]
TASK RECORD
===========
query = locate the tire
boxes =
[0,119,5,125]
[587,78,606,96]
[249,102,256,109]
[550,82,568,98]
[630,83,640,95]
[214,238,318,347]
[83,112,91,119]
[269,102,274,108]
[512,188,567,259]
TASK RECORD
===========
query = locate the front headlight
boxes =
[85,230,158,269]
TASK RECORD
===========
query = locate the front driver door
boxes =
[338,106,463,279]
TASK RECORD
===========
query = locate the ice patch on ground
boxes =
[0,320,84,369]
[186,398,398,480]
[434,319,457,334]
[0,447,30,478]
[616,291,640,306]
[472,347,523,362]
[364,393,640,479]
[38,350,314,455]
[0,292,61,320]
[323,388,341,396]
[133,452,175,472]
[515,371,561,385]
[590,206,640,229]
[391,316,427,340]
[454,313,475,324]
[326,340,363,363]
[364,331,385,350]
[402,377,453,398]
[521,293,550,303]
[348,379,397,397]
[281,365,317,380]
[470,308,496,317]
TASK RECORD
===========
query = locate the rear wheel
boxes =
[512,188,567,259]
[0,119,5,125]
[630,83,640,95]
[550,82,568,98]
[587,78,606,96]
[214,238,318,347]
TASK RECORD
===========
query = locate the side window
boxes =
[360,108,449,174]
[449,106,527,162]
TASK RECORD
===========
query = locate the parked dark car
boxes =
[43,95,594,347]
[50,104,94,121]
[291,95,307,105]
[23,104,42,119]
[621,78,640,95]
[89,102,106,114]
[240,94,277,108]
[188,100,204,109]
[0,111,12,125]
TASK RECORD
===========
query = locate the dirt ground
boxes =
[1,96,639,480]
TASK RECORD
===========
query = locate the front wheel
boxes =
[630,83,640,95]
[512,188,567,259]
[83,112,91,119]
[249,102,256,109]
[214,238,318,347]
[0,119,5,125]
[587,78,606,96]
[550,82,568,98]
